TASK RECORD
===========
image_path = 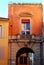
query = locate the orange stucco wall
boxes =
[8,4,43,35]
[0,19,8,65]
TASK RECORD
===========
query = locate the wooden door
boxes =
[18,56,30,65]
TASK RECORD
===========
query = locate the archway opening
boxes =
[16,47,35,65]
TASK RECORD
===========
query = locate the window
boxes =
[0,25,2,38]
[22,23,30,35]
[20,56,27,64]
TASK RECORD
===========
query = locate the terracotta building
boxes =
[8,3,42,35]
[8,3,43,65]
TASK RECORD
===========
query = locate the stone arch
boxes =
[16,47,34,65]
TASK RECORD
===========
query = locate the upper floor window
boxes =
[22,22,30,35]
[0,25,2,38]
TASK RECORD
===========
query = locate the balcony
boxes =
[8,34,44,43]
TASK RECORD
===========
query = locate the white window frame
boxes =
[22,23,30,35]
[20,17,31,34]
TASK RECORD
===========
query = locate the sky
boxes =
[0,0,43,18]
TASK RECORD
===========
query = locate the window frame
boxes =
[0,25,2,38]
[20,17,31,34]
[22,22,30,35]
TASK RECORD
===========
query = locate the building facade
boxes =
[8,4,43,65]
[0,18,8,65]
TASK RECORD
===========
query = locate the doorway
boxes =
[16,47,34,65]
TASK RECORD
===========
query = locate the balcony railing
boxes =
[8,34,44,43]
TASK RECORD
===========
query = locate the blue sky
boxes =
[0,0,42,18]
